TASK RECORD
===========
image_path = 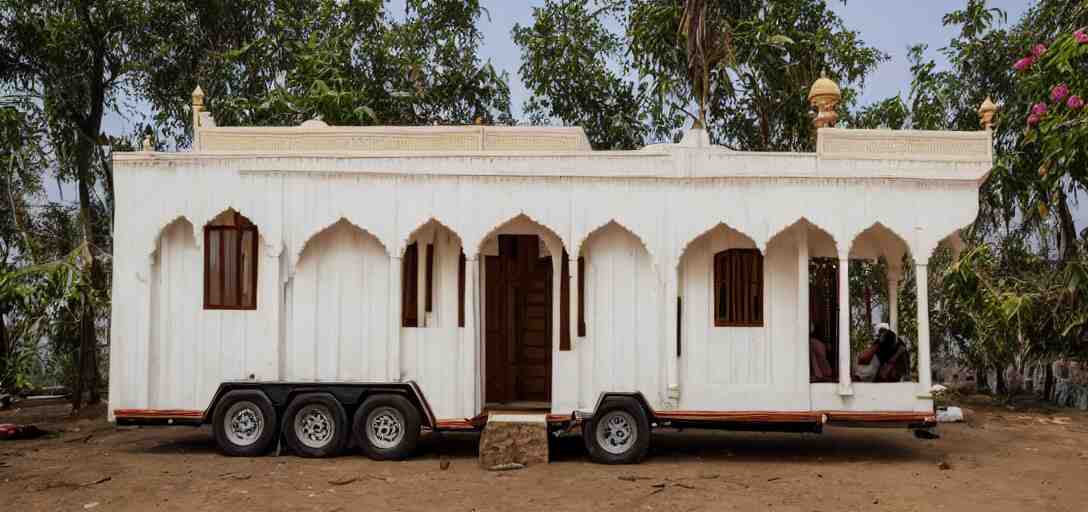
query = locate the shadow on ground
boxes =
[99,420,927,463]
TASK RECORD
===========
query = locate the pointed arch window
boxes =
[204,210,259,310]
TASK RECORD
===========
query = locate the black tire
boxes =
[353,394,421,460]
[212,390,278,457]
[583,398,651,464]
[282,393,349,458]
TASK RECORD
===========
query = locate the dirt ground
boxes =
[2,396,1087,512]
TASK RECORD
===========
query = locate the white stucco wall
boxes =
[110,126,989,420]
[143,218,281,411]
[287,220,392,381]
[577,223,661,409]
[400,222,473,419]
[678,224,807,410]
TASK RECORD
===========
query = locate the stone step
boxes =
[478,413,549,469]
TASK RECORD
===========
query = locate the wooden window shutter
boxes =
[458,251,466,327]
[676,296,682,356]
[560,250,571,350]
[577,256,586,337]
[713,249,763,327]
[424,243,434,313]
[203,210,258,310]
[402,243,419,327]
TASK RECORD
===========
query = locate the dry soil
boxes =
[2,396,1087,511]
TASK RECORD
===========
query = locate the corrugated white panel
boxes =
[287,220,391,381]
[149,219,199,408]
[399,228,471,419]
[577,223,661,408]
[678,225,808,410]
[147,217,281,411]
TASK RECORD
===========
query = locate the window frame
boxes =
[402,242,420,327]
[203,211,259,311]
[713,248,764,327]
[457,251,466,327]
[424,243,434,313]
[577,256,586,337]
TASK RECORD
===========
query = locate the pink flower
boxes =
[1032,43,1048,58]
[1013,56,1034,72]
[1027,113,1041,126]
[1051,83,1070,102]
[1031,102,1049,116]
[1068,95,1085,110]
[1075,30,1088,44]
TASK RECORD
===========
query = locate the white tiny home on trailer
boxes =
[108,86,995,462]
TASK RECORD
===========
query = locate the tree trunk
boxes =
[1043,361,1055,401]
[70,19,110,409]
[0,307,9,388]
[976,366,989,393]
[73,120,104,409]
[995,366,1007,395]
[1056,188,1079,262]
[864,283,873,329]
[75,141,103,408]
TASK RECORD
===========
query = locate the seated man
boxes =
[855,323,909,382]
[809,323,834,382]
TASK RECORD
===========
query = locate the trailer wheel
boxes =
[282,393,348,458]
[212,390,278,457]
[353,394,421,460]
[584,398,651,464]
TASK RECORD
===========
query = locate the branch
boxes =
[6,149,39,264]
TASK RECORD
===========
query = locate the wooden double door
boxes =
[484,235,552,404]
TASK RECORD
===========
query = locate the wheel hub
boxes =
[295,405,335,448]
[367,406,405,449]
[596,410,637,455]
[224,401,264,447]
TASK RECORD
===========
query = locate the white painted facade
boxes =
[109,119,991,421]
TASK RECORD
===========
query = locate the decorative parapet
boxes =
[816,128,991,163]
[123,125,992,184]
[482,126,592,151]
[194,124,591,153]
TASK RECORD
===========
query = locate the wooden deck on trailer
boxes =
[115,406,935,432]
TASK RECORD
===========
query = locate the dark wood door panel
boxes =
[484,235,554,404]
[484,255,510,402]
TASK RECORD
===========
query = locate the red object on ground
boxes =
[0,423,47,440]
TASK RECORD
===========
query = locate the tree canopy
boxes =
[514,0,886,150]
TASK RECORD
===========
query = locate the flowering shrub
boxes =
[1051,83,1069,102]
[1019,27,1088,189]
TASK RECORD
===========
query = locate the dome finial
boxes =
[191,85,205,107]
[978,96,997,130]
[808,75,841,129]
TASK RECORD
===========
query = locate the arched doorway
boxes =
[479,215,565,406]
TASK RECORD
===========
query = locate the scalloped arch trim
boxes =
[399,217,464,257]
[848,221,911,260]
[472,212,566,259]
[576,219,656,269]
[765,217,840,252]
[290,217,389,273]
[677,222,761,262]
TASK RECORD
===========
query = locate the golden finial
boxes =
[808,74,842,129]
[978,96,997,130]
[191,85,206,130]
[191,85,205,107]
